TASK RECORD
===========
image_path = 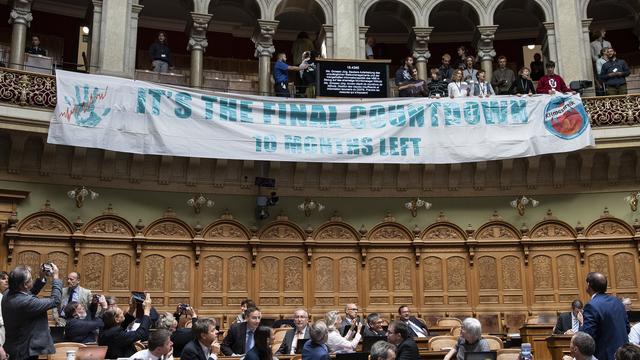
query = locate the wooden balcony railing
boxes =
[1,67,639,129]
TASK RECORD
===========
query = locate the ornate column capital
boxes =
[188,12,213,51]
[412,26,433,61]
[91,0,103,10]
[543,22,555,34]
[131,4,144,16]
[253,19,279,58]
[476,25,499,61]
[9,0,34,26]
[581,18,592,29]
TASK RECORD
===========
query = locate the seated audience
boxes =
[562,332,597,360]
[448,69,469,98]
[25,35,47,56]
[364,313,386,337]
[326,310,361,353]
[554,299,584,335]
[370,340,397,360]
[395,57,415,97]
[276,308,310,355]
[302,320,330,360]
[427,68,448,98]
[165,306,199,358]
[444,318,490,360]
[0,271,8,360]
[3,263,61,360]
[180,318,219,360]
[439,54,454,83]
[54,271,92,326]
[128,329,174,360]
[221,306,262,355]
[149,32,171,73]
[623,298,633,312]
[491,56,515,95]
[64,296,107,343]
[340,303,362,332]
[387,321,419,360]
[244,326,274,360]
[615,344,640,360]
[397,305,429,338]
[235,298,256,324]
[99,293,152,359]
[472,70,494,97]
[509,67,536,96]
[536,61,572,94]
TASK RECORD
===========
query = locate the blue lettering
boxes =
[310,105,327,127]
[285,135,302,153]
[289,104,307,126]
[369,105,386,128]
[408,104,425,127]
[219,98,237,121]
[202,95,217,120]
[240,101,253,123]
[444,103,462,126]
[510,100,528,124]
[389,105,406,127]
[174,92,192,119]
[350,106,367,129]
[482,101,508,124]
[361,137,373,155]
[136,88,146,114]
[463,102,480,125]
[263,102,276,124]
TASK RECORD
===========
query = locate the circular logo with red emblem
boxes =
[543,96,589,140]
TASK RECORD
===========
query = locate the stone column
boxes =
[412,27,433,81]
[188,12,213,88]
[254,20,278,96]
[98,0,137,77]
[125,3,144,78]
[476,25,499,82]
[88,0,103,73]
[358,26,369,59]
[8,0,34,70]
[581,18,593,81]
[334,0,357,59]
[542,22,558,65]
[552,1,589,82]
[322,24,334,59]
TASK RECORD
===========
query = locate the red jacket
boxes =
[536,74,571,94]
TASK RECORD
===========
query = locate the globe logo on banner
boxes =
[543,96,589,140]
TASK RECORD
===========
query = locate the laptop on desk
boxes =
[464,351,497,360]
[295,338,310,354]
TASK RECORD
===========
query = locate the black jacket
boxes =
[64,306,104,343]
[172,326,196,357]
[149,41,172,65]
[98,313,151,359]
[181,339,208,360]
[221,321,249,355]
[396,337,420,360]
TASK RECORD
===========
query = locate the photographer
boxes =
[170,304,199,358]
[64,295,108,343]
[99,292,153,359]
[2,263,62,360]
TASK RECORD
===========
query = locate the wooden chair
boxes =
[428,335,458,351]
[483,335,504,350]
[272,327,290,353]
[50,342,86,360]
[450,326,462,337]
[497,348,521,360]
[437,317,463,327]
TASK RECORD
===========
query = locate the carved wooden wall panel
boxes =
[5,207,640,327]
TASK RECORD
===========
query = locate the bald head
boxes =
[586,272,607,294]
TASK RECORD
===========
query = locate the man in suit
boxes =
[181,318,218,360]
[387,321,419,360]
[276,308,310,355]
[364,313,386,337]
[340,303,361,333]
[563,332,597,360]
[2,263,62,360]
[370,341,396,360]
[64,296,108,343]
[580,272,629,360]
[554,299,584,334]
[221,306,261,355]
[54,271,92,326]
[398,305,429,338]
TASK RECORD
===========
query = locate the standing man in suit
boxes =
[398,305,429,338]
[580,272,629,360]
[276,308,310,355]
[2,263,62,360]
[387,321,419,360]
[54,271,92,326]
[340,303,361,333]
[554,299,584,334]
[181,318,219,360]
[221,306,261,355]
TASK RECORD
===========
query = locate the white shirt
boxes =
[629,323,640,344]
[448,81,469,98]
[290,326,308,354]
[0,292,4,345]
[127,349,174,360]
[327,329,361,353]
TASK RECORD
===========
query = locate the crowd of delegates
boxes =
[2,263,640,360]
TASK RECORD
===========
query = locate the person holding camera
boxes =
[168,304,201,358]
[64,295,108,343]
[99,292,153,359]
[54,271,92,326]
[2,263,62,360]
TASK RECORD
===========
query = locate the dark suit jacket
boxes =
[172,325,196,358]
[64,316,104,343]
[405,317,429,338]
[98,313,151,359]
[580,293,630,360]
[221,321,248,355]
[363,326,386,337]
[553,312,574,334]
[276,326,310,355]
[181,339,208,360]
[396,337,420,360]
[2,278,62,359]
[302,341,330,360]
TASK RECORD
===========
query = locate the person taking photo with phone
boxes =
[99,292,153,359]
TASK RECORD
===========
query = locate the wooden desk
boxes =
[519,324,554,360]
[420,350,450,359]
[546,335,572,360]
[429,326,454,336]
[415,337,430,350]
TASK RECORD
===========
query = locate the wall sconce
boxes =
[625,192,639,211]
[187,194,214,213]
[67,186,99,208]
[404,198,432,217]
[510,195,539,216]
[298,198,325,217]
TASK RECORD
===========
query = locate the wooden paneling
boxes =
[4,205,640,332]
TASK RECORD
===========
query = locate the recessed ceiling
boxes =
[494,0,545,28]
[429,0,479,33]
[365,0,416,34]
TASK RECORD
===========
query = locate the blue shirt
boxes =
[274,60,289,83]
[302,341,329,360]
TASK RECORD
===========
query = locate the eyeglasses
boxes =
[347,308,358,311]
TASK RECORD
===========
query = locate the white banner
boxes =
[48,70,594,164]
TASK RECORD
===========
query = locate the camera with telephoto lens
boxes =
[178,303,190,313]
[41,262,54,276]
